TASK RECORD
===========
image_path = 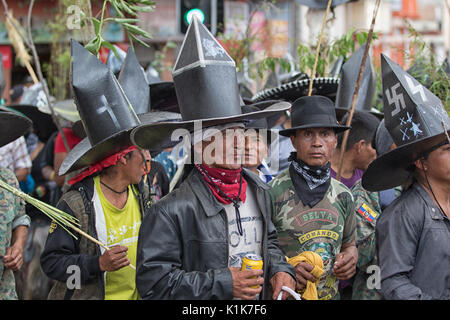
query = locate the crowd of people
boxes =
[0,16,449,301]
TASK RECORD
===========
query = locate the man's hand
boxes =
[229,267,264,300]
[3,245,24,271]
[4,225,28,271]
[270,272,296,300]
[294,262,318,291]
[332,243,357,280]
[99,245,130,272]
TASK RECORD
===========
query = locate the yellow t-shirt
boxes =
[94,176,141,300]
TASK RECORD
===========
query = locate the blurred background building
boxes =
[0,0,448,100]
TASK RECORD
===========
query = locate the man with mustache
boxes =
[269,95,358,300]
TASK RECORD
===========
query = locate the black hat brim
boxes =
[131,101,291,150]
[362,130,450,191]
[59,111,182,175]
[5,104,57,142]
[0,110,33,147]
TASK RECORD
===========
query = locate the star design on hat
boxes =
[202,38,226,58]
[406,112,413,123]
[409,121,423,138]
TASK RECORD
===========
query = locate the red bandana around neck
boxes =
[196,164,247,205]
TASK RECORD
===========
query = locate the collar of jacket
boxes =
[188,166,270,217]
[412,182,446,221]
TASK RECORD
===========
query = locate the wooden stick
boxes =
[308,0,333,96]
[336,0,381,181]
[26,0,71,153]
[64,221,137,271]
[442,121,450,144]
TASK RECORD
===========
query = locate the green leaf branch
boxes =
[85,0,155,57]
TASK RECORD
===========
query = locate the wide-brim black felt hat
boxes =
[361,54,450,192]
[279,95,350,137]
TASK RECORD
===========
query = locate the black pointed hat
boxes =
[334,45,382,119]
[0,107,32,148]
[296,0,355,9]
[117,47,181,152]
[59,40,141,175]
[362,54,450,191]
[60,42,181,176]
[131,16,290,150]
[118,47,150,115]
[106,44,127,77]
[118,47,181,120]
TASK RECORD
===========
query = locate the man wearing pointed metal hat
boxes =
[269,95,358,300]
[132,16,296,300]
[0,109,32,299]
[362,54,450,300]
[40,40,171,300]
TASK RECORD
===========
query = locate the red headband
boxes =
[68,145,138,185]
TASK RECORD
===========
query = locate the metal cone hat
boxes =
[59,40,140,175]
[334,44,381,118]
[131,16,290,150]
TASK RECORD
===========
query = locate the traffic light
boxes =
[178,0,224,35]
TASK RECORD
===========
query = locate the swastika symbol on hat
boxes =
[385,83,406,117]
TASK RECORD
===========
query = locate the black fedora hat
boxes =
[0,107,32,148]
[131,16,290,150]
[279,95,350,137]
[361,54,450,192]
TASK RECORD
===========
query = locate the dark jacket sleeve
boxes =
[263,189,296,281]
[376,198,432,300]
[40,197,102,284]
[136,202,233,300]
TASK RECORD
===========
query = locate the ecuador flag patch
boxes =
[357,203,378,222]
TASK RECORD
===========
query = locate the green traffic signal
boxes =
[184,8,205,25]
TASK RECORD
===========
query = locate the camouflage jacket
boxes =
[0,167,29,300]
[269,169,356,300]
[351,180,401,300]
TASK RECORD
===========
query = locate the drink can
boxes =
[241,254,263,288]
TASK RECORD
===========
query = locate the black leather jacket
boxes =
[136,168,295,300]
